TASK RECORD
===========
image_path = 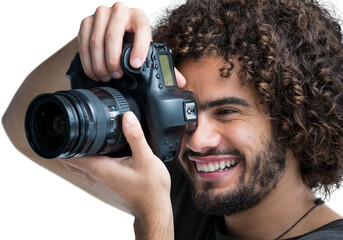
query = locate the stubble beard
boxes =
[181,136,287,216]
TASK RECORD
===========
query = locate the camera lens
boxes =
[34,101,69,151]
[25,87,139,159]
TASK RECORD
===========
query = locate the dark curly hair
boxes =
[153,0,343,195]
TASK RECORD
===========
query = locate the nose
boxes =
[184,112,221,153]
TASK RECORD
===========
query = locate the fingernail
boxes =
[131,58,142,68]
[124,112,137,126]
[111,71,122,79]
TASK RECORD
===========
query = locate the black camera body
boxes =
[25,42,197,162]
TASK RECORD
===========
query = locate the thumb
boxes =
[175,67,186,88]
[122,111,153,163]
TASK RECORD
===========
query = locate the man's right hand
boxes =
[78,2,186,87]
[78,2,152,82]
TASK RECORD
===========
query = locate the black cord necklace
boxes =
[274,198,324,240]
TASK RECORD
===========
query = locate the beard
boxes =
[180,135,287,216]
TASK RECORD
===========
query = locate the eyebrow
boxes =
[197,97,250,111]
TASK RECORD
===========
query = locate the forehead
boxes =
[178,57,259,105]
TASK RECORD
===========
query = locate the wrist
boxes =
[134,200,174,240]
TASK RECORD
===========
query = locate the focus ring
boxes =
[100,87,132,151]
[100,87,131,113]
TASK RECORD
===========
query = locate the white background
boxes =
[1,0,343,239]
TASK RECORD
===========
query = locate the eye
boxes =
[215,108,237,115]
[214,108,238,120]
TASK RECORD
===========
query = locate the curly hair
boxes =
[153,0,343,195]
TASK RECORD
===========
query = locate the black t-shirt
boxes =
[166,161,343,240]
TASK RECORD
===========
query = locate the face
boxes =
[178,57,287,216]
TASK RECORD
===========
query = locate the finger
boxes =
[128,8,152,69]
[90,6,112,82]
[122,111,153,165]
[78,16,99,81]
[104,2,129,78]
[174,67,186,88]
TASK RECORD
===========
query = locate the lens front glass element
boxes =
[33,102,69,151]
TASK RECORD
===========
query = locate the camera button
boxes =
[184,102,197,121]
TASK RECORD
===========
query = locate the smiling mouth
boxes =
[194,159,239,173]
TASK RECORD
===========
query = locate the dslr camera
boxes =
[25,42,197,162]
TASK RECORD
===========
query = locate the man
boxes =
[3,0,343,239]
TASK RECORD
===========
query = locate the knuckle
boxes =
[105,30,119,42]
[80,16,92,29]
[112,2,125,13]
[95,5,108,15]
[78,44,88,56]
[90,36,102,50]
[93,64,107,77]
[84,68,97,80]
[131,9,151,31]
[132,8,148,21]
[106,58,119,71]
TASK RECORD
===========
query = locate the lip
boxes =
[195,163,237,179]
[187,155,241,180]
[188,155,240,163]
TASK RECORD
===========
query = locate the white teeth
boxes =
[208,163,215,172]
[203,165,209,172]
[195,159,238,173]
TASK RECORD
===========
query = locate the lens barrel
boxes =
[25,87,137,159]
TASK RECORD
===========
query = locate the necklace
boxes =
[274,198,324,240]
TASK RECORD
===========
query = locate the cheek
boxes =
[220,122,261,152]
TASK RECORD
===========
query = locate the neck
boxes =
[223,152,318,240]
